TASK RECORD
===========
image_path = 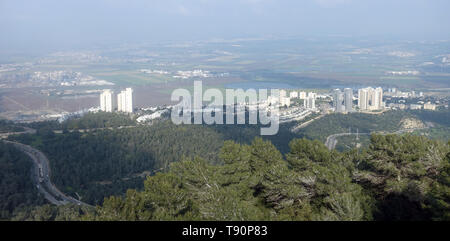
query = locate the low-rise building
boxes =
[423,102,436,110]
[410,104,422,110]
[289,91,299,98]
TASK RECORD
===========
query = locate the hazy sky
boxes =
[1,0,450,52]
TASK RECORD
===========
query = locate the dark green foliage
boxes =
[271,138,371,221]
[209,122,302,154]
[408,109,450,127]
[25,120,61,131]
[11,204,92,221]
[23,112,135,131]
[408,109,450,142]
[424,159,450,220]
[8,114,303,205]
[62,112,136,130]
[87,134,449,221]
[0,141,45,220]
[0,119,24,133]
[12,121,225,205]
[2,111,448,221]
[354,134,450,220]
[412,126,450,142]
[298,111,410,142]
[89,137,373,221]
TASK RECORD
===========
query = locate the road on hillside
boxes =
[324,132,369,150]
[291,113,326,133]
[0,127,36,139]
[2,140,92,207]
[324,126,431,150]
[1,125,138,138]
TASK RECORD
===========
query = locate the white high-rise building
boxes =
[358,87,383,111]
[100,90,113,112]
[289,91,299,98]
[308,92,317,99]
[304,92,316,109]
[117,88,133,113]
[279,90,287,99]
[299,91,307,99]
[344,88,353,112]
[117,92,123,112]
[268,95,279,106]
[280,97,291,107]
[304,97,316,109]
[333,88,353,112]
[374,87,383,109]
[277,90,290,107]
[333,89,344,112]
[358,88,369,110]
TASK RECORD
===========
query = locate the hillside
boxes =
[83,135,449,221]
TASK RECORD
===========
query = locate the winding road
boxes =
[0,126,137,207]
[324,126,431,150]
[2,139,92,207]
[324,132,369,150]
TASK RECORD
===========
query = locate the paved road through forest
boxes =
[2,140,92,207]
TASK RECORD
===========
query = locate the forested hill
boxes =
[297,111,410,142]
[83,134,449,221]
[24,112,136,131]
[3,131,449,220]
[10,121,226,205]
[0,119,24,133]
[0,142,46,220]
[2,111,449,220]
[9,114,304,205]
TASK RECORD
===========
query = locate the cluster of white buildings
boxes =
[136,109,169,123]
[173,70,213,79]
[139,69,169,75]
[423,102,437,110]
[99,90,114,112]
[139,69,229,79]
[389,101,437,111]
[303,92,316,110]
[289,90,317,110]
[333,88,354,113]
[385,70,420,76]
[267,90,317,110]
[100,88,134,113]
[50,106,101,123]
[358,87,384,111]
[279,90,291,107]
[31,70,114,87]
[385,88,424,98]
[331,87,385,113]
